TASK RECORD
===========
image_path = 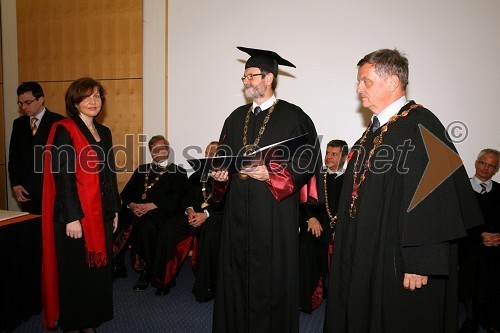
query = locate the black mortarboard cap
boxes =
[237,46,296,76]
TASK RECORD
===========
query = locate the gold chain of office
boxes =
[242,99,279,154]
[200,174,212,209]
[323,172,338,229]
[239,99,278,180]
[142,165,167,200]
[348,104,421,219]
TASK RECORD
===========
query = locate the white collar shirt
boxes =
[471,175,492,193]
[371,96,408,127]
[253,95,277,114]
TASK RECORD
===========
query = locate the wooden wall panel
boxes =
[0,86,6,209]
[166,3,171,173]
[0,87,5,164]
[0,18,3,163]
[97,79,143,190]
[0,165,6,210]
[1,13,6,209]
[0,24,3,84]
[16,0,143,193]
[17,0,142,82]
[37,81,70,117]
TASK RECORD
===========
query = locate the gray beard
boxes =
[244,85,265,100]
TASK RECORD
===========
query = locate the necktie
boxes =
[31,117,38,136]
[480,182,487,194]
[254,106,262,116]
[372,116,380,133]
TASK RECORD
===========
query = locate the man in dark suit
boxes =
[9,82,65,214]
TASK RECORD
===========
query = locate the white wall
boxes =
[168,0,500,182]
[143,0,166,149]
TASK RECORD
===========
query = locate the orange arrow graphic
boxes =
[407,124,464,212]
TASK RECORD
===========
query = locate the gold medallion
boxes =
[141,193,147,200]
[201,202,209,209]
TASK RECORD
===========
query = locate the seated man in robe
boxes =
[298,139,347,313]
[112,135,187,292]
[185,141,225,302]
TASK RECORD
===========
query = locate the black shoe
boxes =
[154,285,171,296]
[133,271,151,291]
[112,264,128,281]
[195,288,214,303]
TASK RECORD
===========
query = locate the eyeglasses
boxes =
[17,98,38,107]
[477,160,499,170]
[151,145,169,153]
[82,94,101,104]
[241,73,264,82]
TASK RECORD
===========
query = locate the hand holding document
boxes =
[187,133,309,174]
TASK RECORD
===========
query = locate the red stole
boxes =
[41,119,106,329]
[212,162,319,204]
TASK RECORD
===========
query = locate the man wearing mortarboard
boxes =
[210,47,322,332]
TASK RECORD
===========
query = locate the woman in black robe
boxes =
[42,78,120,332]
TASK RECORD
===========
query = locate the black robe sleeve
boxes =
[51,125,84,223]
[397,105,484,275]
[120,168,143,206]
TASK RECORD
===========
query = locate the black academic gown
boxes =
[186,171,225,302]
[212,100,321,333]
[299,171,343,313]
[9,109,65,213]
[324,101,484,333]
[51,117,121,329]
[458,181,500,328]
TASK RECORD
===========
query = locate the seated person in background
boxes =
[299,139,348,313]
[459,148,500,333]
[186,141,225,302]
[150,197,194,296]
[114,135,187,292]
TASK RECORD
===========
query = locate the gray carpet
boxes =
[13,255,325,332]
[12,254,482,333]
